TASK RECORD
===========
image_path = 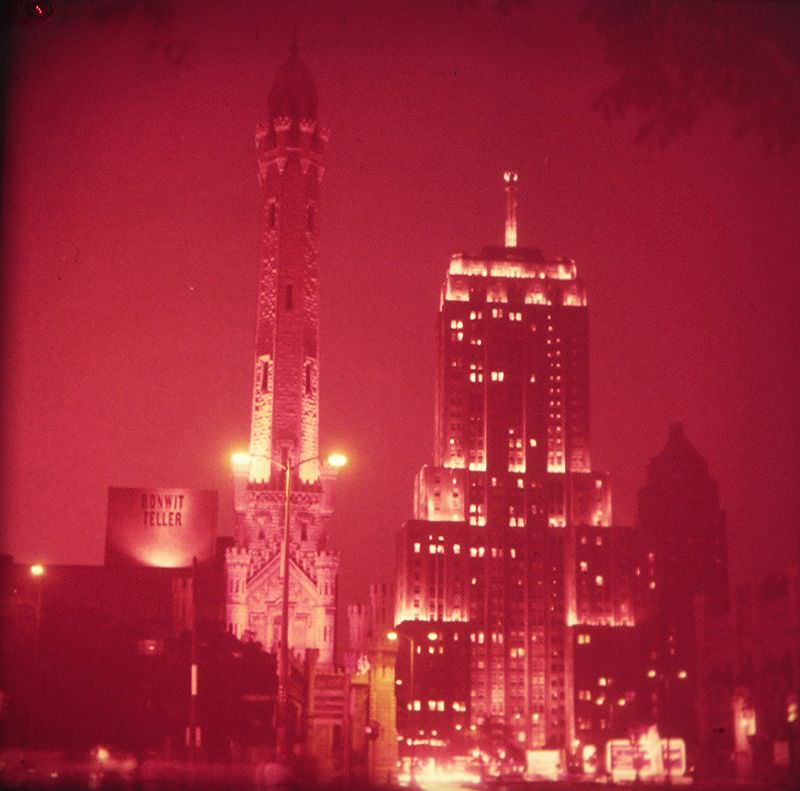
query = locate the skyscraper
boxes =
[394,174,637,753]
[638,422,728,612]
[637,423,729,753]
[226,46,338,669]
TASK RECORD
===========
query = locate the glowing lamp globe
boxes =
[386,631,399,641]
[326,452,348,468]
[231,452,252,467]
[30,563,45,577]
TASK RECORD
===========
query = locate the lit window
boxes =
[579,561,588,572]
[453,544,461,554]
[595,575,604,586]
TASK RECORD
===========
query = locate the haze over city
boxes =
[4,0,799,611]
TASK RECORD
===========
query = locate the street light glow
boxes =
[30,563,45,577]
[231,451,252,467]
[326,452,348,468]
[427,631,438,641]
[386,631,399,641]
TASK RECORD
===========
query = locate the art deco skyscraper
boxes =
[226,46,338,669]
[395,174,631,751]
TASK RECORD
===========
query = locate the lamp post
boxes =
[387,631,415,783]
[235,450,347,764]
[663,668,688,785]
[387,629,439,786]
[277,451,346,764]
[29,563,45,747]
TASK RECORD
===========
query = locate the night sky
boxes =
[4,0,799,609]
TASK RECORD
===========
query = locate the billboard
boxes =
[525,749,564,780]
[605,735,686,782]
[105,487,217,567]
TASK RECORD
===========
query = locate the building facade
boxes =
[636,423,730,758]
[226,46,338,669]
[394,174,641,755]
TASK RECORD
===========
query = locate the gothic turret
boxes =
[268,42,318,121]
[226,47,338,670]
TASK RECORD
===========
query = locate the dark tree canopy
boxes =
[584,0,800,153]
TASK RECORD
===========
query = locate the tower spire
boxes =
[503,170,518,248]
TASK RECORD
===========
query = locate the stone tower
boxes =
[226,45,338,669]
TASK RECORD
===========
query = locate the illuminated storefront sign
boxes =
[105,487,217,567]
[605,735,686,781]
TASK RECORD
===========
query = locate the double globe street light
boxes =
[232,449,347,763]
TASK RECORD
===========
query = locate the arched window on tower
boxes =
[261,360,270,392]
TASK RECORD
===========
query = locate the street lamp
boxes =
[233,450,347,763]
[29,563,45,747]
[29,563,45,645]
[663,668,688,785]
[387,629,438,785]
[387,630,416,784]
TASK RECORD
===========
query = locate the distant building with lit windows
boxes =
[394,174,642,757]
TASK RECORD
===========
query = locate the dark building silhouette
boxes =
[639,422,728,611]
[636,422,729,764]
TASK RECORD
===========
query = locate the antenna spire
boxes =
[503,170,519,247]
[503,170,518,248]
